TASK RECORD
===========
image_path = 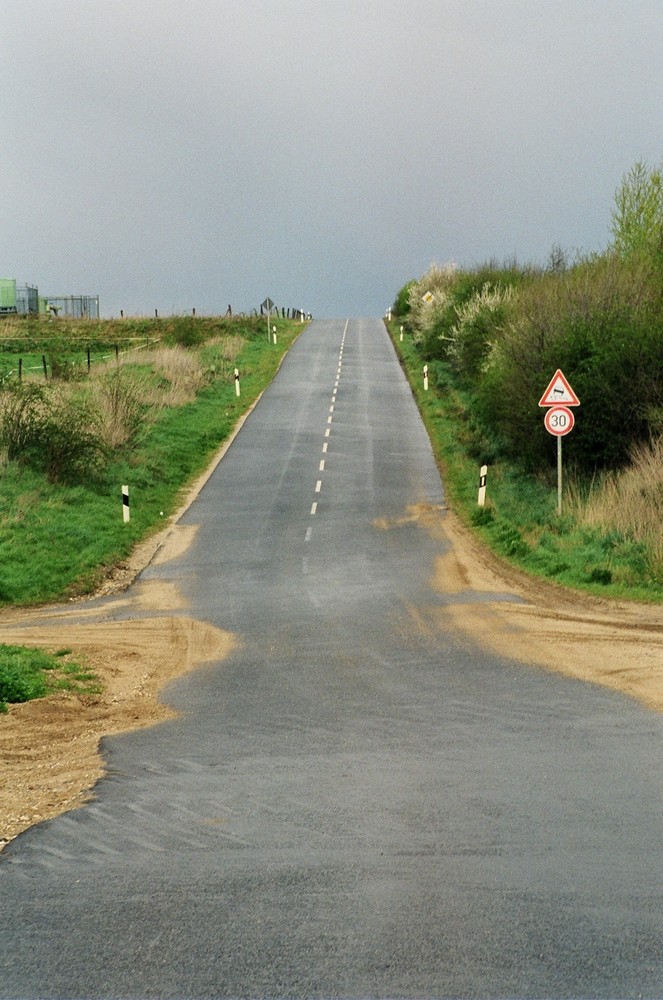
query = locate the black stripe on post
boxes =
[122,485,130,522]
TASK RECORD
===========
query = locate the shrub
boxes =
[446,282,513,384]
[37,391,107,484]
[474,253,663,470]
[0,383,106,484]
[392,280,417,317]
[0,383,46,460]
[168,315,205,349]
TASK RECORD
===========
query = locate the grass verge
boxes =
[387,321,663,602]
[0,315,304,606]
[0,316,303,710]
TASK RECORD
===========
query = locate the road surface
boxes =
[1,318,663,998]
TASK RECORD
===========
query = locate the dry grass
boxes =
[133,347,208,406]
[90,368,150,449]
[568,436,663,571]
[208,334,244,361]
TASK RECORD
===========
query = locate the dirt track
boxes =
[1,494,662,850]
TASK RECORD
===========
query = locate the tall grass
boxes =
[134,347,211,406]
[567,437,663,574]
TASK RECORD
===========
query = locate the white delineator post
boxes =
[400,325,403,342]
[234,368,240,396]
[478,465,488,507]
[423,364,428,391]
[272,326,277,344]
[122,485,130,523]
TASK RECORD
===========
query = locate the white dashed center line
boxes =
[304,320,348,547]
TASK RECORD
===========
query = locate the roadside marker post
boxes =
[400,325,403,342]
[478,465,488,507]
[122,485,130,523]
[539,370,580,515]
[423,364,428,391]
[234,368,240,397]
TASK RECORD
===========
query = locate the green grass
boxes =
[0,644,99,712]
[0,315,303,605]
[387,320,663,602]
[0,314,303,711]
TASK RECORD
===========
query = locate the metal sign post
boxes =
[539,371,580,516]
[543,406,575,513]
[261,297,275,343]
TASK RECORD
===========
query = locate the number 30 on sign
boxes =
[544,405,575,436]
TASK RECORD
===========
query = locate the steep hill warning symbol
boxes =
[538,369,580,407]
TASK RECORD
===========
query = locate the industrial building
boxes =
[0,277,99,318]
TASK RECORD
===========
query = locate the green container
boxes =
[0,278,17,311]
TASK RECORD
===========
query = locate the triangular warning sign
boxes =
[539,369,580,407]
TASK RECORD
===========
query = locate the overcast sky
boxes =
[3,1,662,318]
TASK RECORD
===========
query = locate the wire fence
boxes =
[0,337,162,384]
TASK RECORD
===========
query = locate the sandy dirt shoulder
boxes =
[1,490,662,850]
[413,503,663,713]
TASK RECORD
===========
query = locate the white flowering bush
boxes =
[446,282,513,381]
[405,262,458,347]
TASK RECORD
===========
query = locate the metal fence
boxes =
[43,295,100,319]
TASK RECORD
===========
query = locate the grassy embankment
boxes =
[387,316,663,603]
[0,313,304,608]
[0,312,302,713]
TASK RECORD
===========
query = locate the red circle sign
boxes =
[544,405,575,436]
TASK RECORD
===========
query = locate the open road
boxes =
[1,318,663,998]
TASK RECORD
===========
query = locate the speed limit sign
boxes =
[544,405,575,437]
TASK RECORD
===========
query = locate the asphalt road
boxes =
[2,318,663,998]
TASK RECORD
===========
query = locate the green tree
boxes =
[610,160,663,260]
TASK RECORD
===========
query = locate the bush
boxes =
[168,315,205,348]
[0,383,106,484]
[0,383,45,460]
[392,280,417,317]
[474,254,663,471]
[38,392,107,483]
[446,282,513,384]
